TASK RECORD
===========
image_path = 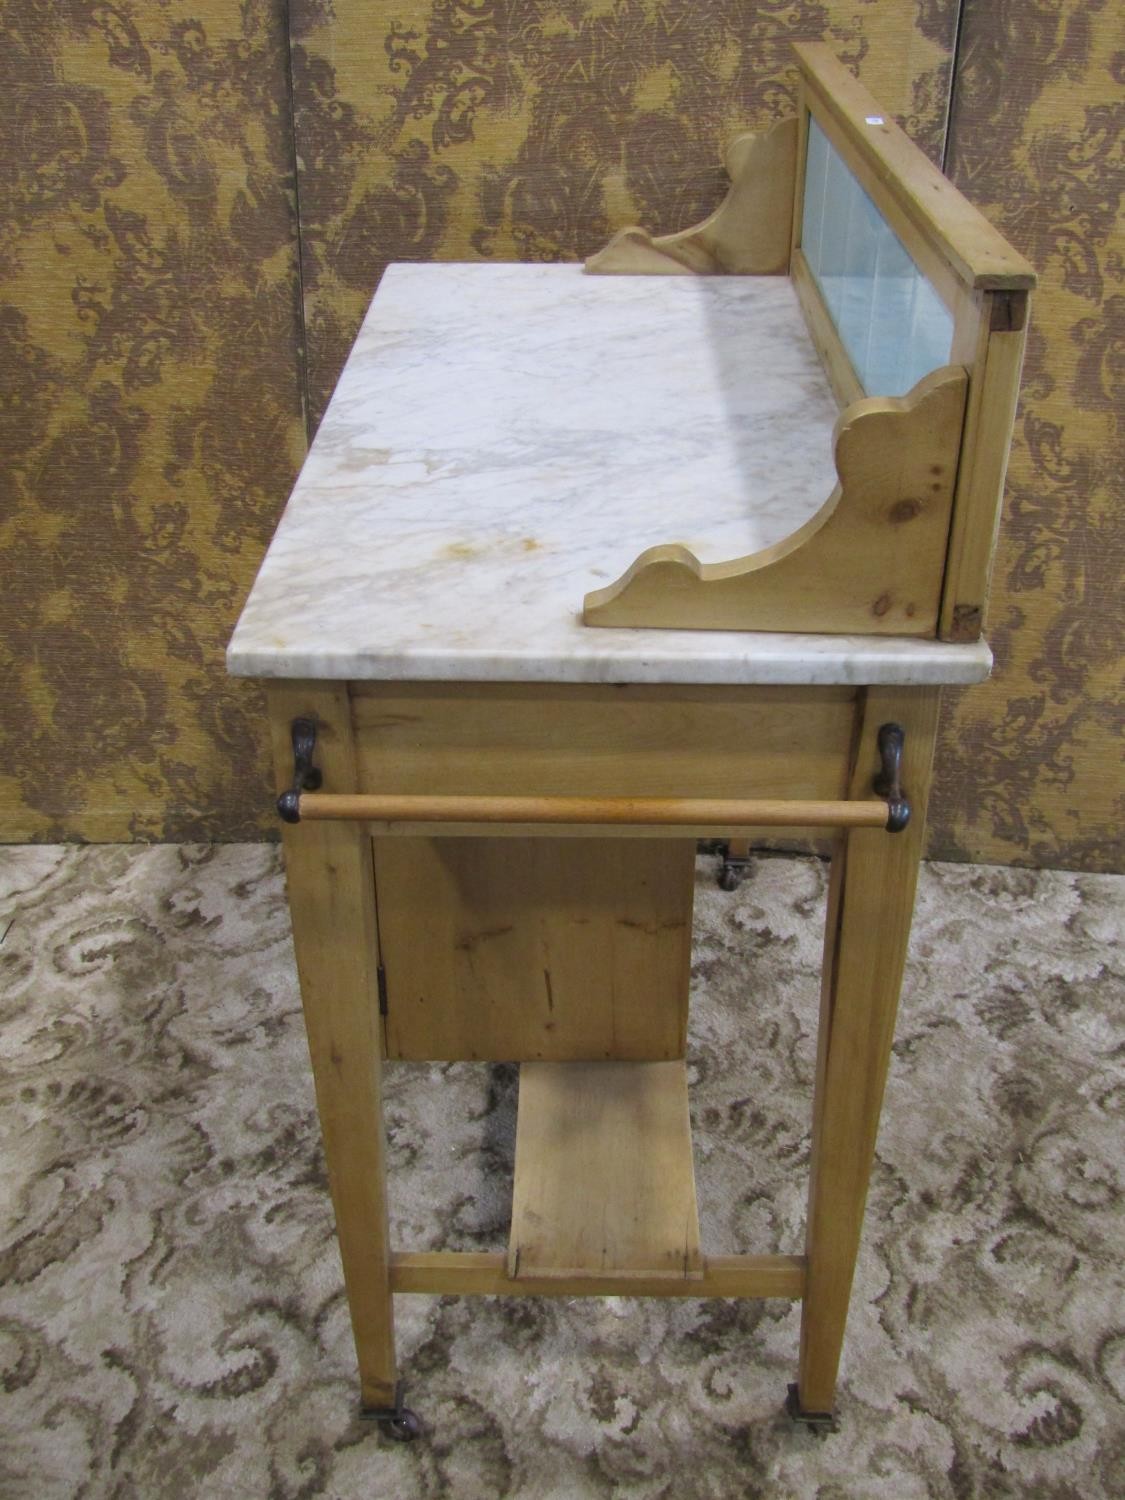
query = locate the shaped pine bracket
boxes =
[585,118,798,277]
[583,366,969,637]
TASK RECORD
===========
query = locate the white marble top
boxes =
[228,263,991,686]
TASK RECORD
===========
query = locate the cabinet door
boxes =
[374,837,694,1062]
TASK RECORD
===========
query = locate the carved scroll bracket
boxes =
[582,366,969,637]
[585,117,798,278]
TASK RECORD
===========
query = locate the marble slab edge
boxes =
[225,635,993,687]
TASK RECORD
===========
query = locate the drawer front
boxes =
[351,683,857,801]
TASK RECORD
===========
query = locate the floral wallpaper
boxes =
[0,0,1119,870]
[931,0,1124,869]
[288,0,957,426]
[0,0,306,841]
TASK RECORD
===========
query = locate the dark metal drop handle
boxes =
[873,722,910,833]
[277,717,322,823]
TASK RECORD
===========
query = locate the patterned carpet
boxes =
[1,845,1121,1499]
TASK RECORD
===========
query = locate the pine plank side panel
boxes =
[375,838,694,1062]
[508,1062,703,1280]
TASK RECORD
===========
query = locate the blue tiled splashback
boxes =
[801,116,954,398]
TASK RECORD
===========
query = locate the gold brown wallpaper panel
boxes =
[1,1,1120,870]
[0,1,306,841]
[289,0,958,425]
[932,0,1123,869]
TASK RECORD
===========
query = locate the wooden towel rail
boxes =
[293,790,895,829]
[276,717,912,832]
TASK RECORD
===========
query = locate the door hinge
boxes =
[377,964,389,1016]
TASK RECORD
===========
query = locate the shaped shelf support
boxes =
[586,118,798,277]
[583,366,969,636]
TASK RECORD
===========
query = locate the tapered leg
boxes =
[268,684,397,1408]
[796,686,940,1418]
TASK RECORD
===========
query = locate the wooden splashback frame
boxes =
[583,43,1035,643]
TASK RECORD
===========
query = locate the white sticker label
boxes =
[865,115,884,125]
